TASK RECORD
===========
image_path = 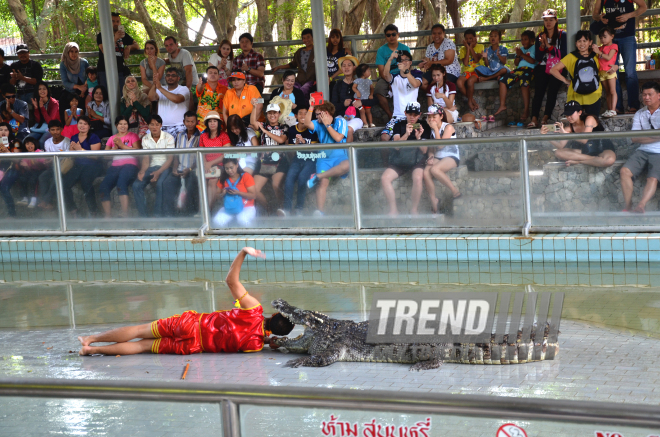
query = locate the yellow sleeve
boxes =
[561,54,575,75]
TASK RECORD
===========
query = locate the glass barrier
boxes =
[205,149,356,230]
[527,132,656,228]
[0,155,62,230]
[356,141,524,228]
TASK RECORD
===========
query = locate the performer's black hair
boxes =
[269,313,295,335]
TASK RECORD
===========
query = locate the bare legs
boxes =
[555,149,616,168]
[495,82,507,116]
[620,168,657,212]
[521,86,530,121]
[102,195,130,218]
[254,172,285,211]
[376,93,392,119]
[636,177,658,213]
[78,323,155,356]
[315,160,350,212]
[424,157,460,213]
[381,167,424,215]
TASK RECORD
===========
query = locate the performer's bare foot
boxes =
[78,335,91,346]
[79,346,93,356]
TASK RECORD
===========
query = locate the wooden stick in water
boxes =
[181,363,190,380]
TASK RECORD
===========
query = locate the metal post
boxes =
[196,151,212,231]
[98,0,120,131]
[520,139,532,236]
[348,147,362,231]
[53,156,68,232]
[347,36,359,60]
[66,284,76,329]
[566,0,581,50]
[310,0,330,98]
[221,400,240,437]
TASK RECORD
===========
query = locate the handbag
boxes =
[545,47,562,74]
[223,175,244,215]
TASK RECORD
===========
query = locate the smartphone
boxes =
[118,24,125,33]
[412,123,421,130]
[1,137,8,146]
[202,74,207,84]
[310,92,324,105]
[255,98,264,104]
[543,124,556,132]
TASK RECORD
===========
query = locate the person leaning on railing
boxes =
[59,42,90,100]
[231,33,265,94]
[272,29,317,98]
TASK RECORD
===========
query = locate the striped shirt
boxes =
[175,130,200,171]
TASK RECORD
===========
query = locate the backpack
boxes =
[571,51,600,95]
[224,175,244,215]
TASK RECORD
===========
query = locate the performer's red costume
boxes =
[150,305,265,354]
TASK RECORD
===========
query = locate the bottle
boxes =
[646,54,652,70]
[652,58,656,71]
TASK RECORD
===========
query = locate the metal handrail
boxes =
[1,378,660,433]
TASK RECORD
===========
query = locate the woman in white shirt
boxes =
[426,64,459,123]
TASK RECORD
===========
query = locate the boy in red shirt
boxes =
[78,247,294,355]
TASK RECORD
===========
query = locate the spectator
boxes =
[426,65,458,123]
[528,9,568,128]
[196,65,228,131]
[222,72,263,128]
[268,70,307,124]
[550,30,602,117]
[37,120,71,210]
[212,157,257,227]
[250,103,289,212]
[10,44,43,103]
[278,107,319,216]
[208,40,233,87]
[226,114,259,175]
[379,50,423,141]
[132,114,175,217]
[164,36,199,90]
[374,24,411,119]
[419,24,461,92]
[87,85,112,139]
[32,82,60,147]
[329,55,364,142]
[540,100,615,167]
[272,29,316,97]
[62,94,83,139]
[456,29,485,112]
[497,30,537,124]
[303,100,349,216]
[594,27,619,118]
[231,33,266,94]
[85,66,98,107]
[99,115,142,218]
[327,29,351,82]
[353,64,376,128]
[423,104,460,213]
[471,29,510,115]
[148,67,190,137]
[120,75,151,138]
[59,42,90,99]
[62,116,103,217]
[199,111,231,208]
[139,40,166,91]
[592,0,646,114]
[96,12,138,94]
[0,136,45,214]
[382,101,429,215]
[163,111,200,215]
[0,84,29,141]
[620,82,660,213]
[0,49,11,90]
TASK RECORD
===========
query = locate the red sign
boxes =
[496,423,528,437]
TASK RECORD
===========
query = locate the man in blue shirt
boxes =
[375,24,411,120]
[303,100,349,216]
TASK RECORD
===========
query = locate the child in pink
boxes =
[593,27,618,117]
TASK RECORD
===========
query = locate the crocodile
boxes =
[270,299,559,371]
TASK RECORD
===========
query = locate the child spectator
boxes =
[85,66,98,107]
[278,107,319,217]
[474,29,509,118]
[0,136,46,214]
[63,94,83,139]
[426,65,458,123]
[87,85,111,139]
[352,64,376,127]
[226,114,259,174]
[379,50,423,141]
[456,29,485,112]
[212,157,257,227]
[593,27,619,118]
[497,30,538,125]
[208,40,233,86]
[550,30,602,117]
[37,120,71,210]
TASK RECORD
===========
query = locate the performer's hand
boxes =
[268,336,281,349]
[242,246,266,259]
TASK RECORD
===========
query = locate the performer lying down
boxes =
[78,247,295,356]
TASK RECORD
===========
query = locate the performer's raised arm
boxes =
[226,247,265,309]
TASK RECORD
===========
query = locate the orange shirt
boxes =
[217,172,256,208]
[196,82,228,131]
[223,84,262,119]
[199,304,264,352]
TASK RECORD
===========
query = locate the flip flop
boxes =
[480,116,487,122]
[526,122,537,129]
[487,115,495,122]
[517,122,524,127]
[508,121,517,127]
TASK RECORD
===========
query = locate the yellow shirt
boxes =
[562,53,602,106]
[458,44,485,73]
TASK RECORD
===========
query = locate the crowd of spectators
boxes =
[1,2,660,223]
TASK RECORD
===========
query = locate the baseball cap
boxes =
[542,9,557,18]
[16,44,29,53]
[426,104,445,115]
[562,100,582,116]
[405,101,421,114]
[397,50,413,61]
[266,103,281,112]
[229,72,246,80]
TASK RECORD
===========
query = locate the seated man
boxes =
[380,49,423,142]
[148,67,189,138]
[79,247,295,356]
[304,100,349,216]
[223,72,263,129]
[0,84,29,140]
[381,102,429,215]
[621,82,660,213]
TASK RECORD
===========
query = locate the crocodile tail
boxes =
[444,336,559,365]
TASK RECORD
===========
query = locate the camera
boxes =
[412,123,421,130]
[403,69,410,74]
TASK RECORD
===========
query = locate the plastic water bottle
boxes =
[652,58,657,70]
[646,54,653,70]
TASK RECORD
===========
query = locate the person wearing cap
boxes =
[419,24,461,93]
[163,110,201,215]
[330,55,365,142]
[96,12,139,95]
[424,104,461,214]
[196,65,228,132]
[199,110,231,208]
[148,67,190,138]
[380,49,423,142]
[9,44,43,103]
[272,29,316,98]
[381,101,430,216]
[231,33,266,94]
[374,24,412,120]
[222,72,263,128]
[540,100,615,168]
[621,82,660,213]
[528,9,568,128]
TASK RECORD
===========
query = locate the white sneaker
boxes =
[17,197,28,205]
[276,209,287,217]
[313,210,324,216]
[28,197,37,208]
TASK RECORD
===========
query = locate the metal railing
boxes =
[1,378,660,437]
[1,129,658,237]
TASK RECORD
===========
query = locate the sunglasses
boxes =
[5,95,16,99]
[385,33,397,37]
